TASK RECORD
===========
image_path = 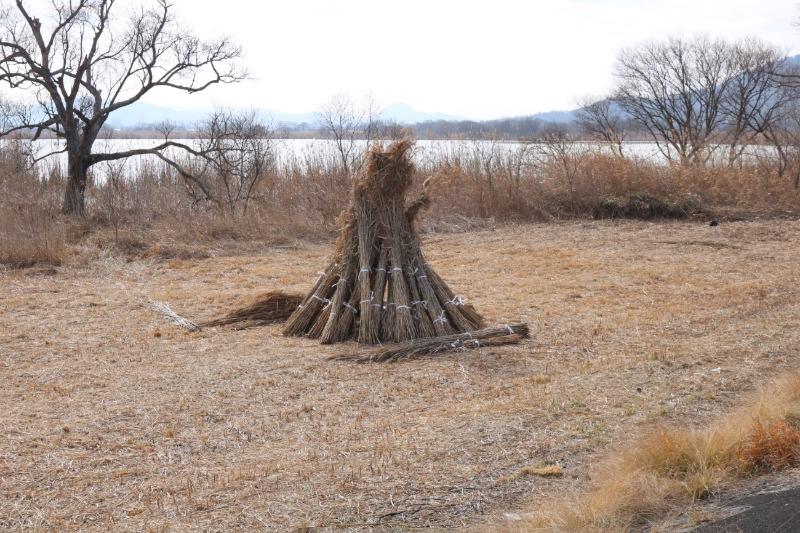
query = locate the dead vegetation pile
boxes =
[597,194,703,220]
[200,291,302,328]
[283,139,492,345]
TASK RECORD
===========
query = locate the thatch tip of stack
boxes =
[357,137,416,198]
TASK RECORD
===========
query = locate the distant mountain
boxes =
[106,102,209,128]
[106,101,469,129]
[381,103,465,124]
[527,109,576,123]
[783,53,800,69]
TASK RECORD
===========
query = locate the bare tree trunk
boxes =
[62,147,89,216]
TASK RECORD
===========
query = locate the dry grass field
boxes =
[2,219,800,531]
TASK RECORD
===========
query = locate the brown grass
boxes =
[503,373,800,532]
[2,219,800,530]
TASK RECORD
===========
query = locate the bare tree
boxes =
[614,36,738,165]
[720,39,788,166]
[575,96,628,158]
[184,109,275,217]
[536,131,583,208]
[0,0,246,215]
[759,96,800,184]
[316,93,381,174]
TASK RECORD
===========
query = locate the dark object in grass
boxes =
[598,194,703,220]
[331,323,529,363]
[710,219,720,227]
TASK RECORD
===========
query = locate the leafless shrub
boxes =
[0,141,65,267]
[316,93,381,174]
[181,110,276,217]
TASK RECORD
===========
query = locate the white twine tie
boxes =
[311,295,331,308]
[448,295,465,306]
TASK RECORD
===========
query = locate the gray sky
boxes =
[93,1,800,119]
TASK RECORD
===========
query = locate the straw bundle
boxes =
[283,139,486,344]
[145,291,303,331]
[201,291,303,328]
[331,323,529,363]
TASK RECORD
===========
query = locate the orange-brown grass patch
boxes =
[2,220,800,531]
[501,465,565,483]
[737,420,800,474]
[502,372,800,532]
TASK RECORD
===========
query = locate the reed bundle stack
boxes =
[283,139,485,344]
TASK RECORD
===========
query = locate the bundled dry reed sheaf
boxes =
[200,291,303,328]
[283,139,486,344]
[331,323,530,363]
[145,291,302,331]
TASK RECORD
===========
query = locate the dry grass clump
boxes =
[736,420,800,474]
[0,206,65,268]
[431,145,800,222]
[507,373,800,532]
[0,141,65,268]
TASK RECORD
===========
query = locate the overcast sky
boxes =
[141,0,800,119]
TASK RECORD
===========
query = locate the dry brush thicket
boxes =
[3,136,800,269]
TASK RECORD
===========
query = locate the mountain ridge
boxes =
[106,101,578,128]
